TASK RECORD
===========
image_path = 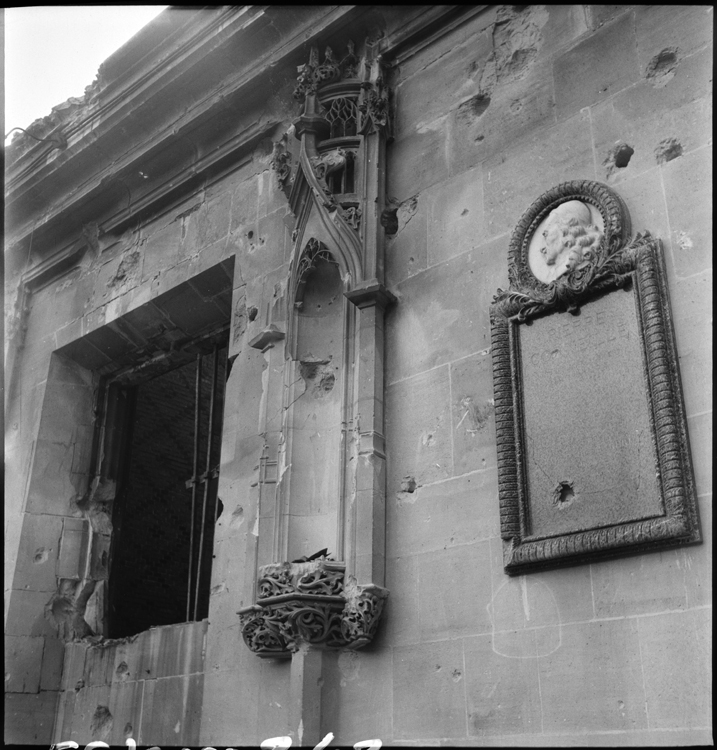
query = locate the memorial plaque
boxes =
[490,180,701,574]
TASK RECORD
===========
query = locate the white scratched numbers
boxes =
[51,732,382,750]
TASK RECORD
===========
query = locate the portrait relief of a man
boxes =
[528,199,604,283]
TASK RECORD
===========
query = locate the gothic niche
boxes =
[289,242,345,560]
[241,40,393,657]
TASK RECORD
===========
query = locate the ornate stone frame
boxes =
[491,180,701,575]
[239,42,392,657]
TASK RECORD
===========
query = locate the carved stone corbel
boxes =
[238,559,388,658]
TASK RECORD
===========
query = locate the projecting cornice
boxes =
[5,5,490,282]
[5,6,367,264]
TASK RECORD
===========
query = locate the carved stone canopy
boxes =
[237,558,388,658]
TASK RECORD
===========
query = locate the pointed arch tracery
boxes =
[240,40,394,658]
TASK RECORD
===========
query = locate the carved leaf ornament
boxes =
[490,180,701,574]
[239,560,388,657]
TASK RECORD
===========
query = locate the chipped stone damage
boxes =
[655,137,684,165]
[4,5,712,748]
[603,140,635,178]
[645,47,679,88]
[6,69,104,157]
[479,5,549,93]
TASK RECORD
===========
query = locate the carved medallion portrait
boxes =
[527,199,605,283]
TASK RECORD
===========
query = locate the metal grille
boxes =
[107,344,226,637]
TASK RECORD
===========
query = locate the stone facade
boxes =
[4,6,712,747]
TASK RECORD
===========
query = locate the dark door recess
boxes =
[106,341,227,638]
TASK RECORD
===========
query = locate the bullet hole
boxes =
[474,134,485,142]
[51,597,75,619]
[75,679,85,692]
[603,141,634,177]
[248,306,258,321]
[509,99,523,114]
[614,144,634,168]
[400,476,417,493]
[553,480,576,507]
[247,230,254,239]
[676,232,693,252]
[461,209,469,216]
[116,661,130,679]
[300,361,320,380]
[107,251,140,288]
[655,137,683,164]
[230,504,245,529]
[318,371,335,393]
[33,548,49,564]
[645,48,678,87]
[422,432,436,447]
[457,93,491,122]
[124,723,134,738]
[381,207,399,236]
[299,360,335,397]
[452,669,463,682]
[396,475,419,506]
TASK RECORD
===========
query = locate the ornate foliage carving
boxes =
[310,148,347,181]
[293,43,360,102]
[341,205,362,230]
[271,139,293,190]
[340,578,388,648]
[238,559,388,658]
[490,181,700,574]
[358,85,389,135]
